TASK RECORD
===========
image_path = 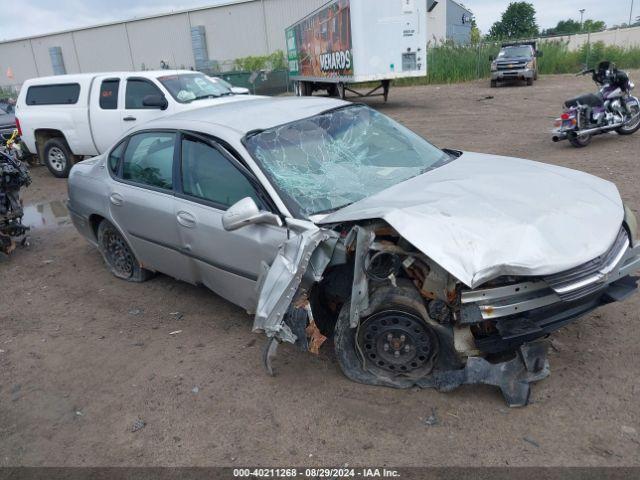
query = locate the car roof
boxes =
[22,70,199,85]
[141,96,351,136]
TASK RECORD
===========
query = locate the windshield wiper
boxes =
[191,94,221,101]
[312,202,354,216]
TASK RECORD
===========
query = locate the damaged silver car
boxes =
[67,97,640,406]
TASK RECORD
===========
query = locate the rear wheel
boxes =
[616,103,640,135]
[569,133,592,148]
[43,138,74,178]
[97,220,153,282]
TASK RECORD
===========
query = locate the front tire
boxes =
[97,220,153,282]
[334,285,439,388]
[616,103,640,135]
[490,80,497,88]
[43,138,74,178]
[526,77,533,86]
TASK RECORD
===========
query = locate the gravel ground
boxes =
[1,72,639,467]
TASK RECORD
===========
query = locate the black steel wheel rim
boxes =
[103,228,135,278]
[357,309,437,375]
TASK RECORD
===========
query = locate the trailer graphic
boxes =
[286,0,353,78]
[286,0,427,101]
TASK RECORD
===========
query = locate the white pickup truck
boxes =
[15,70,256,177]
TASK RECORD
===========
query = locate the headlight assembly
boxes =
[624,204,638,247]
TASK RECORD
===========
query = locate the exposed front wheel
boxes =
[568,133,592,148]
[97,220,153,282]
[334,285,439,388]
[43,138,74,178]
[616,103,640,135]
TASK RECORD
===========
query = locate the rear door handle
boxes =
[123,116,136,122]
[109,193,124,206]
[177,211,196,228]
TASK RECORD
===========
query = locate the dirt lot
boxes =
[1,73,640,467]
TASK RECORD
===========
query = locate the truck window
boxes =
[125,79,163,110]
[25,84,80,105]
[122,132,175,190]
[100,79,120,110]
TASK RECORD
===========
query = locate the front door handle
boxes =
[177,211,196,228]
[109,193,124,206]
[123,116,137,122]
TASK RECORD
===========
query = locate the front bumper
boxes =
[491,68,535,81]
[460,232,640,353]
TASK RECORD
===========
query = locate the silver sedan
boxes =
[68,97,640,406]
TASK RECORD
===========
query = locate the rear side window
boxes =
[100,79,120,110]
[122,132,175,190]
[125,79,163,109]
[26,83,80,105]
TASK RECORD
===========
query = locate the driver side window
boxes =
[180,137,264,210]
[125,79,163,109]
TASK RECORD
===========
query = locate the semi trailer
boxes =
[286,0,428,101]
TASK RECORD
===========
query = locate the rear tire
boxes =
[97,220,153,282]
[43,138,74,178]
[568,134,592,148]
[616,103,640,135]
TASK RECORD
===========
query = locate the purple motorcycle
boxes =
[553,61,640,147]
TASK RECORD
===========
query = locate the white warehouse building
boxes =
[0,0,472,89]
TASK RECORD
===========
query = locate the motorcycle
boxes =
[0,129,31,259]
[552,61,640,147]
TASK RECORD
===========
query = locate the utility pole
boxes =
[631,0,635,27]
[579,9,585,30]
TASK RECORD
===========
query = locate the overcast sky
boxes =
[0,0,637,41]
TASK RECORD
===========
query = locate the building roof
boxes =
[0,0,257,44]
[143,96,349,136]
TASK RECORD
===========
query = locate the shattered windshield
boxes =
[158,73,232,103]
[244,105,452,217]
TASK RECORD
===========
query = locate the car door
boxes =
[90,76,125,153]
[121,77,171,134]
[173,133,288,311]
[107,130,196,283]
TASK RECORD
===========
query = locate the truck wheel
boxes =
[526,78,533,86]
[490,80,497,88]
[534,71,539,81]
[97,220,153,282]
[43,138,74,178]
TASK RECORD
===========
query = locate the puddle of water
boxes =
[21,200,71,230]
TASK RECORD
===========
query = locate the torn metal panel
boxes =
[320,152,624,288]
[253,226,339,342]
[349,225,375,328]
[417,341,550,407]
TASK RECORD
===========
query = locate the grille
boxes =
[544,228,629,301]
[497,62,526,71]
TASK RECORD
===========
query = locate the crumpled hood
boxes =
[320,152,624,288]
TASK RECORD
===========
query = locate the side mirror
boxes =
[536,51,543,58]
[222,197,283,231]
[142,94,168,110]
